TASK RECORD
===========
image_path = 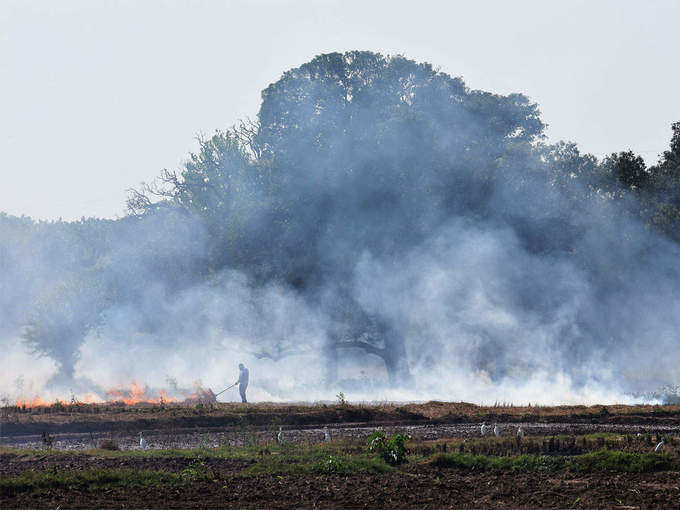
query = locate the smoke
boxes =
[1,52,678,406]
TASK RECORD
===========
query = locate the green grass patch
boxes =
[430,449,679,473]
[0,468,182,496]
[573,450,676,473]
[430,452,566,471]
[241,453,392,476]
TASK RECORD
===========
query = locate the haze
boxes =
[1,0,678,220]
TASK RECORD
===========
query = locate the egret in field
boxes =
[493,423,500,437]
[517,426,524,439]
[481,422,488,436]
[324,426,331,442]
[139,432,147,450]
[654,438,665,453]
[277,426,285,445]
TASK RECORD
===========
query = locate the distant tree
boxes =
[602,150,649,190]
[641,121,680,240]
[22,277,104,383]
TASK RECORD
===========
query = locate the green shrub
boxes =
[0,469,180,496]
[336,392,347,406]
[429,450,678,473]
[180,460,212,481]
[573,449,674,473]
[322,454,343,473]
[367,431,410,465]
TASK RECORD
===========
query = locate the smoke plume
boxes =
[2,52,678,405]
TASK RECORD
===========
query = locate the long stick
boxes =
[214,382,238,397]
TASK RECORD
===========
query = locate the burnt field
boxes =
[2,402,680,508]
[3,401,680,450]
[5,400,680,435]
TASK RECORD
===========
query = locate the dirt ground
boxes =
[3,402,680,508]
[4,401,680,450]
[2,453,680,509]
[4,401,680,437]
[4,421,680,451]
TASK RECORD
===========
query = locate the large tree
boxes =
[132,51,548,384]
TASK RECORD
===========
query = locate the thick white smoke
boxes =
[2,52,678,407]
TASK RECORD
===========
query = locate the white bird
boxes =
[654,439,665,453]
[517,427,524,439]
[139,432,147,450]
[493,424,499,437]
[324,426,331,442]
[481,422,487,436]
[277,426,284,445]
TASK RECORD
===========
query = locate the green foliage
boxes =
[573,449,674,473]
[0,468,181,496]
[321,454,343,473]
[336,392,347,406]
[430,449,678,473]
[367,430,411,465]
[242,454,391,477]
[603,150,649,189]
[180,460,212,481]
[431,452,566,471]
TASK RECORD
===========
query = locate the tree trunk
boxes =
[382,335,413,386]
[333,329,413,387]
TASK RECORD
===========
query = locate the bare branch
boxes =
[247,347,310,362]
[334,340,386,359]
[233,118,263,159]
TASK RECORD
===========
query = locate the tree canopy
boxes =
[3,52,680,393]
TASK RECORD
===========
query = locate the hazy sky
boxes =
[2,0,679,220]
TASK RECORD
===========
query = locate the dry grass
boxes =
[3,401,680,437]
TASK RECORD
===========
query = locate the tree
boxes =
[130,51,548,385]
[22,277,104,383]
[640,121,680,240]
[602,150,649,190]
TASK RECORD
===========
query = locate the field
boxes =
[3,401,680,508]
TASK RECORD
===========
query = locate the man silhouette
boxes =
[236,363,249,403]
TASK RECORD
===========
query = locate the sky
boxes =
[1,0,679,221]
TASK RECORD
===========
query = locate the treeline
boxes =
[2,51,679,390]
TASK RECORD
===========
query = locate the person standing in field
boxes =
[236,363,249,403]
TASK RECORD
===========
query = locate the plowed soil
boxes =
[2,453,680,509]
[3,402,680,508]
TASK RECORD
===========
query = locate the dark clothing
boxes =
[238,367,249,403]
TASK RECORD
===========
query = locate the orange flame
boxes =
[105,381,179,405]
[15,396,51,408]
[11,381,217,408]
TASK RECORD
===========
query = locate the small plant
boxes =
[600,406,610,416]
[336,392,347,406]
[180,460,211,481]
[367,431,411,465]
[323,454,343,473]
